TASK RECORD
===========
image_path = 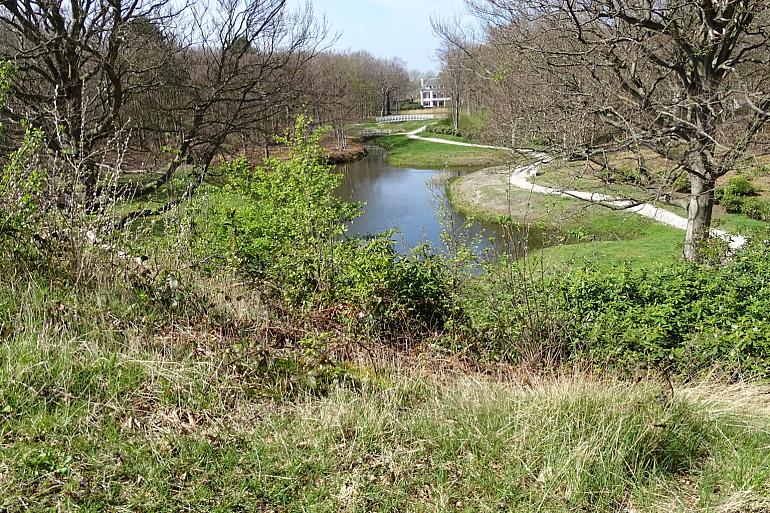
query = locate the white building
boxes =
[420,78,450,108]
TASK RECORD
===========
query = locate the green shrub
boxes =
[207,116,358,302]
[464,238,770,376]
[0,62,49,265]
[715,175,759,210]
[727,174,760,196]
[614,164,642,184]
[740,197,770,221]
[555,239,770,375]
[456,112,488,142]
[201,116,454,333]
[398,100,423,110]
[672,174,690,193]
[719,193,745,213]
[424,119,459,136]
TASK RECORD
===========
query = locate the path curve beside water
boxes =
[404,126,746,250]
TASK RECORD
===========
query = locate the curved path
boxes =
[405,126,747,250]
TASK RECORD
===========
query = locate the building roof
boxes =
[421,78,445,89]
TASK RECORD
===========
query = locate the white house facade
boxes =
[420,78,451,108]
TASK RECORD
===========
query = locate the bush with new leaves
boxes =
[205,116,454,332]
[715,174,761,214]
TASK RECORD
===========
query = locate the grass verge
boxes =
[448,166,683,267]
[533,159,768,237]
[373,135,511,169]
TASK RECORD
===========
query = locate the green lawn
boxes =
[537,224,683,269]
[713,212,769,233]
[374,134,511,169]
[448,166,684,267]
[418,132,467,143]
[533,159,769,237]
[449,154,768,268]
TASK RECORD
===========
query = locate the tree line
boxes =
[0,0,413,224]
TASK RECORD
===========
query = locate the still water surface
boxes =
[335,146,543,254]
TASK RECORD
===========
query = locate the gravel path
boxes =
[405,127,747,250]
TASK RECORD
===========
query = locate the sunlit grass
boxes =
[3,286,770,513]
[374,134,511,169]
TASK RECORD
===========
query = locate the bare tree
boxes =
[0,0,328,223]
[374,57,409,117]
[302,51,371,149]
[128,0,327,201]
[438,43,466,135]
[462,0,770,259]
[0,0,187,205]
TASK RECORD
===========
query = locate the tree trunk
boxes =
[452,73,461,136]
[452,94,460,136]
[380,92,388,117]
[682,174,715,261]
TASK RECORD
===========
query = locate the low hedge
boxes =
[467,237,770,377]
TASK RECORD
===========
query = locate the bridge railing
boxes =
[358,129,395,138]
[375,114,436,123]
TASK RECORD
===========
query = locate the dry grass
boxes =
[3,279,770,513]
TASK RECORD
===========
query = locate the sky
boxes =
[292,0,473,73]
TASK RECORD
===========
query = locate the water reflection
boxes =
[334,146,543,255]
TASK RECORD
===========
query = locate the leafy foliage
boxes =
[739,197,770,221]
[715,174,762,215]
[204,116,455,332]
[461,236,770,376]
[211,116,358,302]
[716,175,759,199]
[0,124,45,260]
[424,120,460,136]
[556,239,770,375]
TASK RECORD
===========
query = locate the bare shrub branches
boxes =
[446,0,770,259]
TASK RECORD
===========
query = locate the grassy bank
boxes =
[7,116,770,513]
[448,166,683,267]
[4,286,770,513]
[532,158,769,235]
[3,272,770,513]
[536,225,682,267]
[373,134,511,169]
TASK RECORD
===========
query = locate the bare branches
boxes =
[445,0,770,258]
[0,0,332,219]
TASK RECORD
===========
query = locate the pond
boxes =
[335,146,546,255]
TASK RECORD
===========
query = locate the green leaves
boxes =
[198,115,455,332]
[715,175,766,217]
[0,122,46,259]
[558,239,770,375]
